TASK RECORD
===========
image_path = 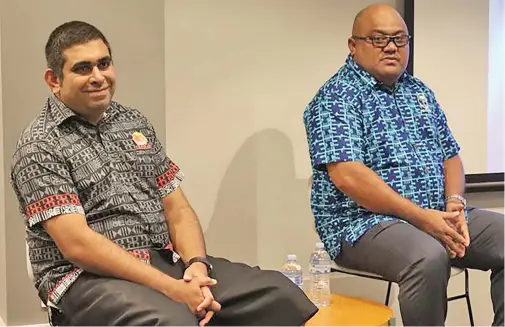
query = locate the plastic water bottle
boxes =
[281,254,303,289]
[309,242,331,307]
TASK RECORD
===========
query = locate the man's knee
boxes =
[255,270,318,323]
[401,245,450,283]
[264,270,297,291]
[261,270,311,305]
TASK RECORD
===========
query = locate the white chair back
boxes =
[26,241,34,281]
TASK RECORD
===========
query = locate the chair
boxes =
[308,175,475,326]
[26,240,48,311]
[331,263,474,326]
[26,241,34,282]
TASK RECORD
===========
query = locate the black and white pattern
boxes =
[10,93,183,307]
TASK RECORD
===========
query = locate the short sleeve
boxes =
[10,141,84,228]
[429,91,461,160]
[303,83,364,171]
[145,120,185,198]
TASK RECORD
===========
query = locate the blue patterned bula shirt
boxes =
[303,55,460,259]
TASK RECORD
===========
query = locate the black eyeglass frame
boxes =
[352,34,412,48]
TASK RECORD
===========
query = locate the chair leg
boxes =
[464,268,475,326]
[385,281,392,306]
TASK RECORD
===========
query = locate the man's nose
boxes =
[89,66,105,84]
[383,40,398,53]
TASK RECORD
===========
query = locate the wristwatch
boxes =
[185,256,213,277]
[445,194,467,208]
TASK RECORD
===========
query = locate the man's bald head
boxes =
[352,4,407,36]
[348,3,410,87]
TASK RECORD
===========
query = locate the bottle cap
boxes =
[316,242,325,249]
[287,254,297,261]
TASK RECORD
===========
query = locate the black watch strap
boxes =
[185,256,213,276]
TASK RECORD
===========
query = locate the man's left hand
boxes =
[444,201,470,258]
[183,262,210,282]
[183,262,221,326]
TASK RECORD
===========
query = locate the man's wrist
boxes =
[158,273,179,298]
[445,194,467,208]
[189,262,208,274]
[184,256,213,277]
[406,205,430,226]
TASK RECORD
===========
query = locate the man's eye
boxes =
[372,36,387,42]
[97,61,110,70]
[73,66,92,74]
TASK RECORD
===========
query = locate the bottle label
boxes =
[310,264,330,274]
[289,275,303,287]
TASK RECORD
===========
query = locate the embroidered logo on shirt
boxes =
[132,131,152,149]
[417,93,430,113]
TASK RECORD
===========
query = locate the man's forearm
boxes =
[167,206,207,263]
[443,155,465,198]
[66,228,177,296]
[327,161,428,227]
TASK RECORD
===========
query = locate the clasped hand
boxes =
[423,204,470,259]
[443,201,470,258]
[181,263,221,326]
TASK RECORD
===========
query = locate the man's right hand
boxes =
[419,209,467,257]
[182,268,221,326]
[166,277,217,315]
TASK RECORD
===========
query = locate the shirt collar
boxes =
[345,54,408,90]
[47,93,116,126]
[47,93,78,126]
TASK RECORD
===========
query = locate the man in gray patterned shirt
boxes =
[10,21,317,326]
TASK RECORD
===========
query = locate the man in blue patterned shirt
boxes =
[304,4,503,326]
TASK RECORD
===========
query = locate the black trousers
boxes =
[53,251,318,326]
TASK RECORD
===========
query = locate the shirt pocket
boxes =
[127,129,159,185]
[410,111,444,163]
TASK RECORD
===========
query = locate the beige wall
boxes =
[414,0,491,174]
[0,0,166,325]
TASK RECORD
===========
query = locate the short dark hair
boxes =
[45,21,112,78]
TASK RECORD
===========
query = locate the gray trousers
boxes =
[335,208,504,326]
[53,251,318,326]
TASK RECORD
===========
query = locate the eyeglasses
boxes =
[352,34,412,48]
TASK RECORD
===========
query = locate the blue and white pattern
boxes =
[303,55,460,259]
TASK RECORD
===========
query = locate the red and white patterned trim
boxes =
[26,205,85,227]
[47,267,83,305]
[157,162,184,198]
[130,249,151,264]
[25,194,84,227]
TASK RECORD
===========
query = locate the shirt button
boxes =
[425,167,430,173]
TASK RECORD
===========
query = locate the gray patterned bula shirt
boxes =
[10,93,183,307]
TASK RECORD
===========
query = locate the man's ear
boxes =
[348,37,356,56]
[44,69,61,93]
